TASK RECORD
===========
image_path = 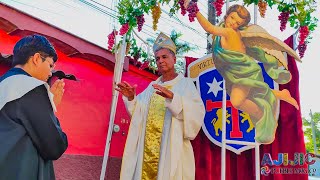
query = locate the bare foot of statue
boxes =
[273,89,299,110]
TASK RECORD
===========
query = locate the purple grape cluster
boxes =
[212,0,224,16]
[119,23,129,35]
[178,0,186,16]
[136,15,145,32]
[299,26,309,45]
[278,11,289,31]
[298,43,307,58]
[187,1,199,22]
[107,31,118,50]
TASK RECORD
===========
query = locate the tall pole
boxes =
[207,0,216,53]
[221,2,230,180]
[221,79,227,180]
[100,35,127,180]
[310,110,318,154]
[253,4,260,180]
[254,4,258,24]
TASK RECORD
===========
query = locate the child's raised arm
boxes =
[196,12,230,37]
[184,0,230,37]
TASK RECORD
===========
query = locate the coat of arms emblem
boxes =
[188,54,279,154]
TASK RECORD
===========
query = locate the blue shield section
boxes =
[197,62,277,154]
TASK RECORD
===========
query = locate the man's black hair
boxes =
[12,34,58,66]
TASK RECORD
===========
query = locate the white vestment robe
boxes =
[120,74,205,180]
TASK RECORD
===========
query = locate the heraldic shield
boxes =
[188,54,280,154]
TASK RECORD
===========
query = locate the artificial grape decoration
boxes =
[212,0,224,17]
[136,15,145,32]
[298,43,307,58]
[178,0,187,16]
[187,1,199,22]
[119,23,129,35]
[151,4,161,31]
[107,30,118,50]
[278,11,289,31]
[258,0,267,18]
[299,26,309,45]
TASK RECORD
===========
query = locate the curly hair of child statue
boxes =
[224,5,251,29]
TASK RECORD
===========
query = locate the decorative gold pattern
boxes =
[153,32,176,54]
[141,86,171,180]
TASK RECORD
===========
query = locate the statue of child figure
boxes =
[185,1,300,144]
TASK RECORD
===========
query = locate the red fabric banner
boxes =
[191,35,308,180]
[185,56,198,77]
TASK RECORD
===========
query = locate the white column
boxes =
[255,131,260,180]
[226,0,230,10]
[100,35,127,180]
[221,79,227,180]
[254,4,258,24]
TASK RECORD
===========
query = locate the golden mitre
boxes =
[153,32,176,54]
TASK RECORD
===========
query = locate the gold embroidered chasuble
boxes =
[142,85,172,180]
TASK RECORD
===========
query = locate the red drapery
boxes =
[185,56,198,77]
[191,35,308,180]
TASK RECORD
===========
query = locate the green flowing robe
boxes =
[212,36,291,144]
